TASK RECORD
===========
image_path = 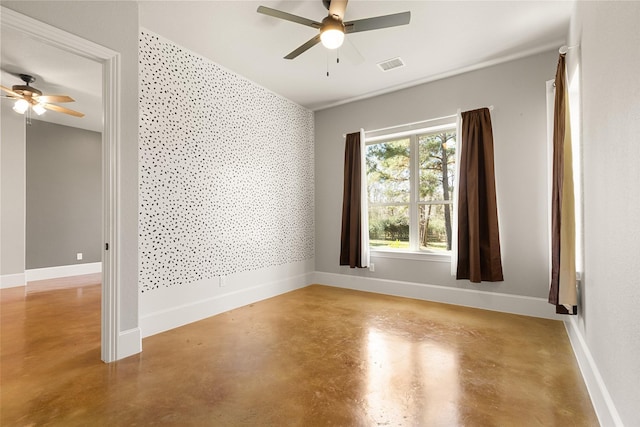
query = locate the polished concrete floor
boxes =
[1,276,598,426]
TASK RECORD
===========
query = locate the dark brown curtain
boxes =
[340,132,366,268]
[548,54,577,315]
[456,108,504,283]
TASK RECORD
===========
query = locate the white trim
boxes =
[370,249,451,263]
[0,8,117,60]
[359,128,370,268]
[450,110,462,276]
[409,134,419,250]
[365,122,456,143]
[1,7,123,363]
[314,272,566,320]
[314,39,566,111]
[141,272,313,338]
[364,116,457,138]
[366,124,458,254]
[564,317,623,427]
[546,79,555,283]
[117,328,142,360]
[1,273,26,289]
[25,262,102,282]
[101,42,121,363]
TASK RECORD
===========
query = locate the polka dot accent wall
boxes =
[139,30,315,293]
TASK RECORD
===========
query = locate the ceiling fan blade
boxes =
[43,103,85,118]
[284,34,322,60]
[328,0,348,20]
[1,85,24,98]
[341,38,365,65]
[345,11,411,34]
[36,95,75,103]
[257,6,321,29]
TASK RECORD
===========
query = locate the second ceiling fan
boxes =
[1,73,84,118]
[257,0,411,60]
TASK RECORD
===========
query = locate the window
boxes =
[366,124,457,254]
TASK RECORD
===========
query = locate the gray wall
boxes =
[569,2,640,425]
[1,105,26,277]
[3,1,140,331]
[26,120,101,269]
[316,50,557,299]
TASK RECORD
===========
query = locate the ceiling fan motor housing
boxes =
[12,74,42,97]
[11,84,42,97]
[321,15,345,32]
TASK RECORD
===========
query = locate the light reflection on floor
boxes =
[365,327,460,425]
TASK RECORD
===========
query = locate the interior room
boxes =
[1,1,638,425]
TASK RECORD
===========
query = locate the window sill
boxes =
[370,249,451,263]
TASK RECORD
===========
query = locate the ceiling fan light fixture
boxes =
[320,16,345,50]
[32,103,47,116]
[13,98,29,114]
[321,28,345,49]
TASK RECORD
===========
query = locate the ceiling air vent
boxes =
[377,57,405,72]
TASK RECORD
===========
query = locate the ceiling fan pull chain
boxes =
[326,52,330,77]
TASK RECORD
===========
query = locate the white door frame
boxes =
[1,7,122,362]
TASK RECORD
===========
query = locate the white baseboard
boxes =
[140,270,313,338]
[25,262,102,282]
[117,327,142,360]
[313,272,565,320]
[564,317,623,427]
[1,273,26,289]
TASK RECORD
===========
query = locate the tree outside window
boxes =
[366,127,456,253]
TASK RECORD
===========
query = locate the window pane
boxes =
[368,205,410,250]
[418,131,456,202]
[366,139,410,204]
[418,203,453,252]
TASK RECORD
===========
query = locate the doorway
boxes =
[1,7,122,362]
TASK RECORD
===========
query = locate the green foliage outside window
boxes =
[366,129,456,252]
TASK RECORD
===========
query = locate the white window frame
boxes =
[365,121,458,262]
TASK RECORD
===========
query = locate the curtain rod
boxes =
[559,45,579,54]
[343,105,494,138]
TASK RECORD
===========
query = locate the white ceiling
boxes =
[1,1,573,131]
[140,0,574,110]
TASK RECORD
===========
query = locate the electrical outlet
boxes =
[76,253,83,261]
[369,263,375,272]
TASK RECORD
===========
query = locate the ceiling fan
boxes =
[1,73,84,118]
[257,0,411,60]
